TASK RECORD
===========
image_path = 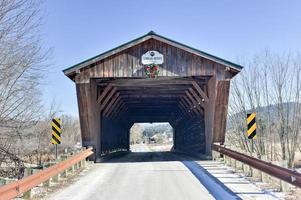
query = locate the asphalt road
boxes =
[46,145,216,200]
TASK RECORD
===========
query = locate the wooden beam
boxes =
[116,105,128,119]
[108,100,122,119]
[188,88,205,109]
[99,87,117,111]
[106,97,121,118]
[178,102,190,118]
[103,93,120,116]
[119,94,184,98]
[178,103,190,118]
[110,101,126,119]
[185,91,203,115]
[111,80,194,87]
[192,81,209,102]
[186,90,203,113]
[117,91,185,95]
[181,97,197,116]
[97,83,112,104]
[115,85,191,90]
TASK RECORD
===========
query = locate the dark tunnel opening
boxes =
[98,78,208,157]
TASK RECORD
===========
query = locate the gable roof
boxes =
[63,31,243,75]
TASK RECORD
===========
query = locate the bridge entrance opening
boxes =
[63,31,241,161]
[130,123,173,152]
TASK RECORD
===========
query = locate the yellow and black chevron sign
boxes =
[247,113,256,139]
[51,118,62,144]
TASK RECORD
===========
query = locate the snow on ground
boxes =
[195,160,285,200]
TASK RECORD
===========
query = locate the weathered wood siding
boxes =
[213,80,231,143]
[77,39,230,82]
[174,117,205,153]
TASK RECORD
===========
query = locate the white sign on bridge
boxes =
[141,50,164,65]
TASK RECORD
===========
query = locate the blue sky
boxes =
[41,0,301,116]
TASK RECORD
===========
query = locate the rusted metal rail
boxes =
[212,144,301,187]
[0,148,93,200]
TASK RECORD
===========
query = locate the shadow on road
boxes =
[100,151,207,163]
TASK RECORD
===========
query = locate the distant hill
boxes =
[227,102,301,130]
[140,123,173,138]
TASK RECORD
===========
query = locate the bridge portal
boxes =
[63,31,242,160]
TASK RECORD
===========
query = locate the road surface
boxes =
[46,144,280,200]
[46,145,218,200]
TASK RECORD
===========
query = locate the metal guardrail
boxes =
[212,144,301,187]
[0,148,94,200]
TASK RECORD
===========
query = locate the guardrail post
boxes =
[69,165,75,174]
[279,161,291,192]
[81,159,86,168]
[252,168,262,181]
[51,174,60,183]
[260,156,269,183]
[212,151,218,161]
[242,152,252,176]
[43,178,51,187]
[230,157,237,169]
[237,161,243,171]
[23,190,31,200]
[0,178,6,186]
[78,161,81,169]
[74,162,79,171]
[60,155,69,178]
[224,155,230,165]
[61,169,68,178]
[243,162,253,177]
[24,168,32,177]
[22,167,33,199]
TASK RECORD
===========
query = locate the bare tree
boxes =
[0,0,47,178]
[227,50,301,168]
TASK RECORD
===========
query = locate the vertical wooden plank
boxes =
[138,43,143,77]
[213,80,230,143]
[191,54,196,76]
[161,42,167,76]
[204,75,217,156]
[199,58,205,76]
[166,43,172,76]
[76,79,101,160]
[95,63,101,77]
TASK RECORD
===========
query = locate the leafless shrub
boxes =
[0,0,47,178]
[227,50,301,168]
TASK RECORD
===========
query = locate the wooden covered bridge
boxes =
[63,31,242,160]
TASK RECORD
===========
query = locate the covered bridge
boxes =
[63,31,242,160]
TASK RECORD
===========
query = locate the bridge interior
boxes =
[97,77,208,155]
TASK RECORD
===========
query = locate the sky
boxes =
[40,0,301,117]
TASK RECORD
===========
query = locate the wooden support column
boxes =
[204,76,231,155]
[204,76,217,156]
[213,80,230,144]
[76,78,100,160]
